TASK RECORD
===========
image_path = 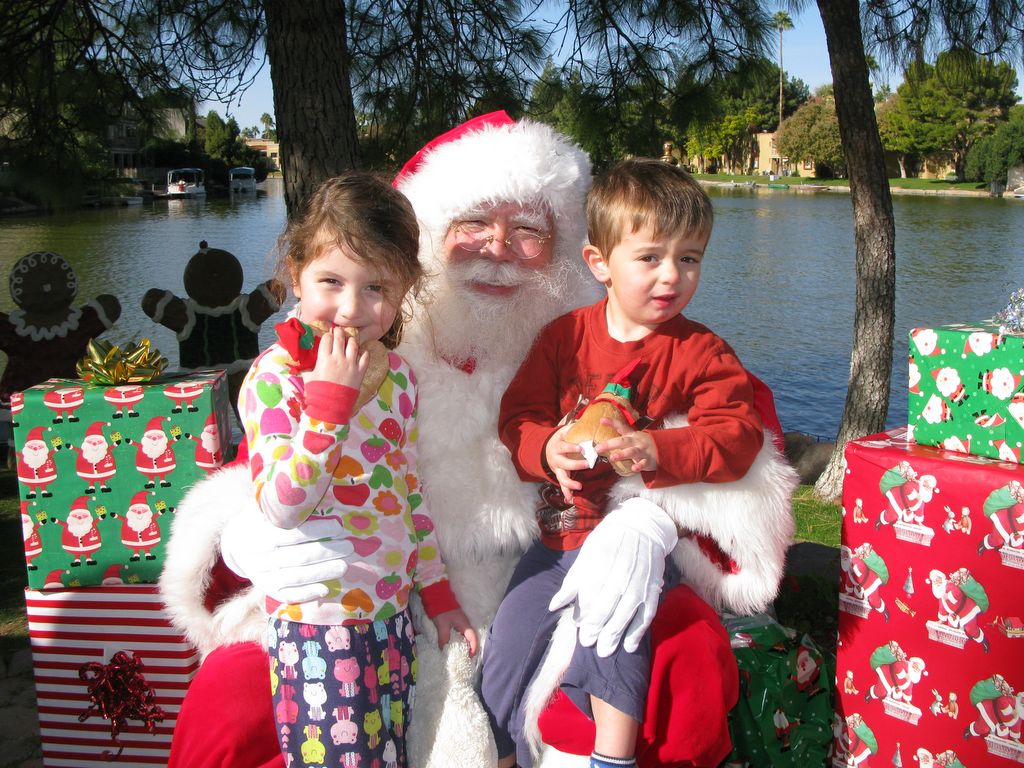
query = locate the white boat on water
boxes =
[228,166,257,194]
[166,168,206,198]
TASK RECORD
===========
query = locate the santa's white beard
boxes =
[200,430,219,455]
[127,509,153,533]
[22,443,48,470]
[423,257,574,366]
[81,440,108,464]
[142,434,168,459]
[23,517,33,541]
[66,515,93,538]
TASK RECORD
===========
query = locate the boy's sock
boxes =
[590,753,637,768]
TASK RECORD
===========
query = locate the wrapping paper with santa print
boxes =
[26,585,199,766]
[835,428,1024,768]
[721,614,834,767]
[11,370,232,589]
[909,324,1024,465]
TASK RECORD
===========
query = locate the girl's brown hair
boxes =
[274,172,422,349]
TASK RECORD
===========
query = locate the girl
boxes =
[237,173,477,768]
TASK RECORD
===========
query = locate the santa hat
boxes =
[130,490,152,508]
[994,439,1022,464]
[101,564,124,586]
[21,500,32,519]
[394,111,592,273]
[70,496,89,513]
[24,426,46,444]
[145,416,167,433]
[204,413,217,430]
[85,421,106,438]
[43,570,66,590]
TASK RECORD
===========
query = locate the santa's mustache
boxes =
[448,256,570,299]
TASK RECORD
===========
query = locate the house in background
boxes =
[245,138,280,172]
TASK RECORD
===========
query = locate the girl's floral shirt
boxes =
[239,336,453,626]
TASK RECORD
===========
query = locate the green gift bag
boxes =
[721,614,834,767]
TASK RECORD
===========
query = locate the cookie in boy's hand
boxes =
[563,358,642,476]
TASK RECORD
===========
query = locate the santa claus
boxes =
[841,542,891,621]
[979,480,1024,553]
[16,425,58,498]
[134,416,177,488]
[189,414,222,472]
[866,641,926,703]
[163,380,206,414]
[929,567,990,652]
[70,421,116,494]
[42,385,84,423]
[877,460,937,527]
[103,384,144,419]
[53,496,102,566]
[965,674,1024,742]
[22,501,43,571]
[121,490,162,561]
[161,113,796,768]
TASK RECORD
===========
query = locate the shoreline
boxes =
[698,179,997,199]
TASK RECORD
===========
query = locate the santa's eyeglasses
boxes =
[451,221,551,260]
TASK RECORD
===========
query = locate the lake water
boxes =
[2,180,1022,439]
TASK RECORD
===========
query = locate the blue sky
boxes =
[209,8,839,131]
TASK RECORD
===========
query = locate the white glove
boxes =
[549,497,678,657]
[221,512,356,604]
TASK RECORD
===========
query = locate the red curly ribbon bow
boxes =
[78,650,165,761]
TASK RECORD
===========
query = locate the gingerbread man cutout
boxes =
[141,241,285,410]
[0,251,121,401]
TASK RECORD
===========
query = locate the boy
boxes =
[481,158,765,768]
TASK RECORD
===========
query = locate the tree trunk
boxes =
[264,0,360,219]
[813,0,897,500]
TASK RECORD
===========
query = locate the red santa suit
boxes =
[160,113,797,768]
[164,381,206,413]
[57,497,102,564]
[72,421,116,492]
[42,386,84,422]
[135,417,176,485]
[22,503,43,570]
[967,676,1024,741]
[931,568,989,650]
[104,385,144,418]
[191,415,222,472]
[16,427,58,496]
[121,491,161,559]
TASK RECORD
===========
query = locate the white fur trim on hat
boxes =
[396,118,592,271]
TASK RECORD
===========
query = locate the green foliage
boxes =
[878,51,1018,180]
[776,98,845,177]
[965,104,1024,183]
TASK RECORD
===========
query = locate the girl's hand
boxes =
[544,423,590,504]
[594,416,658,474]
[309,326,369,390]
[431,608,479,656]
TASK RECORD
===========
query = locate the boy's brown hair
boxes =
[586,158,713,255]
[274,172,422,349]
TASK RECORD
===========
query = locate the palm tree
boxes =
[259,112,275,139]
[773,11,794,129]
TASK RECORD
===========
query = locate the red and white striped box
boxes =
[26,585,200,767]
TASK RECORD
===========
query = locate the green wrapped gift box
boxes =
[11,370,232,589]
[908,324,1024,464]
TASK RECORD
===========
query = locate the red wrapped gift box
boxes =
[835,428,1024,767]
[26,585,200,767]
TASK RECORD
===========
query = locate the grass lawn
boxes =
[0,467,843,659]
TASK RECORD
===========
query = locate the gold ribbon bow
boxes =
[76,338,168,385]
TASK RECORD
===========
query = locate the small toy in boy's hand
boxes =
[564,358,642,476]
[276,318,390,410]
